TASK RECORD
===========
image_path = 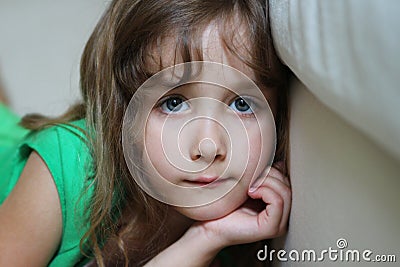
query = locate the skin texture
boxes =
[143,23,280,219]
[0,151,62,267]
[144,81,274,220]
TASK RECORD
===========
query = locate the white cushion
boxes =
[270,0,400,160]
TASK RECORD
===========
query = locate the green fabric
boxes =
[0,103,29,155]
[0,106,93,266]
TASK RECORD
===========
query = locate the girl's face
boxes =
[138,24,277,220]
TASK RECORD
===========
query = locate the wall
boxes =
[0,0,106,116]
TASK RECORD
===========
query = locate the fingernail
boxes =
[248,186,257,193]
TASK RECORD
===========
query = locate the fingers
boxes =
[247,185,284,238]
[197,164,292,246]
[248,165,292,238]
[268,165,291,226]
[264,176,291,232]
[269,162,290,187]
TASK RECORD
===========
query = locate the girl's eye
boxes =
[159,96,189,113]
[229,97,254,115]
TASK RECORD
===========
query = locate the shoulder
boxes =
[1,120,94,264]
[20,119,94,208]
[18,120,94,257]
[20,119,92,182]
[0,151,62,266]
[22,119,88,154]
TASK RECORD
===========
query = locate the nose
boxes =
[189,119,227,162]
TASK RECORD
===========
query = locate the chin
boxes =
[175,193,246,221]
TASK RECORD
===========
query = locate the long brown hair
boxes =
[21,0,290,266]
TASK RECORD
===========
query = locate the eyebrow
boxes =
[226,80,268,94]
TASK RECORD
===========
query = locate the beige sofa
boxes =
[269,0,400,266]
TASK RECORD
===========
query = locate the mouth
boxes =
[183,176,220,187]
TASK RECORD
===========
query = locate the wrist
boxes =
[145,224,225,267]
[183,223,226,257]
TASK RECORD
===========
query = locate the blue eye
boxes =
[159,96,189,113]
[229,97,254,115]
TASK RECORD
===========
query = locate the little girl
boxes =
[0,0,291,266]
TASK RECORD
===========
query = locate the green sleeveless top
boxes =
[0,104,93,266]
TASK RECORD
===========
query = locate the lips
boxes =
[184,175,219,186]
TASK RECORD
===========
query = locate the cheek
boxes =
[244,127,263,174]
[145,118,163,162]
[240,120,274,182]
[144,116,175,181]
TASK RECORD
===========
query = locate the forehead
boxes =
[142,19,278,114]
[146,21,256,81]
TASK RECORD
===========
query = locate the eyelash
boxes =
[228,97,255,117]
[156,95,257,117]
[157,95,189,114]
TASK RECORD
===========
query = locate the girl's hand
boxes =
[190,164,291,249]
[143,164,291,267]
